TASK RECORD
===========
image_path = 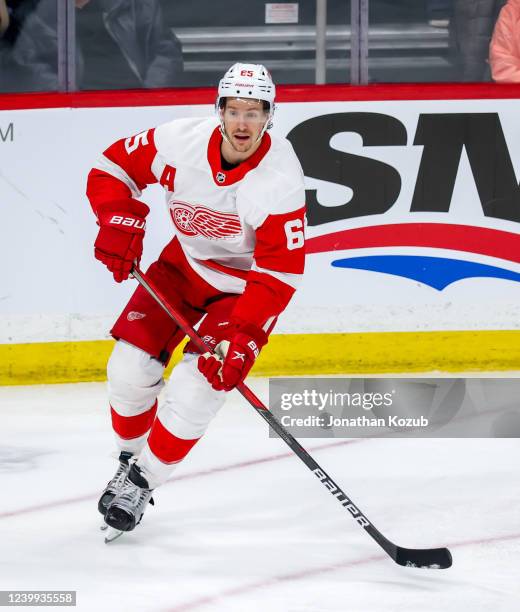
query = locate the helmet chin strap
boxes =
[218,118,233,146]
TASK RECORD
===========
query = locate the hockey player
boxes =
[87,63,306,534]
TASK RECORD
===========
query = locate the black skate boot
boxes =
[97,451,133,516]
[104,464,154,532]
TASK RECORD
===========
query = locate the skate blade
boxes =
[103,526,124,543]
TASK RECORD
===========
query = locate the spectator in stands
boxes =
[1,0,183,93]
[3,0,59,92]
[75,0,183,90]
[0,0,50,93]
[449,0,506,81]
[489,0,520,81]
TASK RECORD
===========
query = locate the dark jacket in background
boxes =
[2,0,58,92]
[450,0,506,81]
[77,0,183,89]
[1,0,183,92]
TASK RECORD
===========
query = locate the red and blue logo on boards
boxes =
[306,223,520,291]
[288,111,520,291]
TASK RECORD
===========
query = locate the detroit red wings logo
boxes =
[169,201,242,240]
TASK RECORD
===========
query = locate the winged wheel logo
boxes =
[169,201,242,240]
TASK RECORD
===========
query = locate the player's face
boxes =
[221,98,268,157]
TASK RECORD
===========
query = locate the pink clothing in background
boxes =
[490,0,520,81]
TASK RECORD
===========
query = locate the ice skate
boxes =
[97,451,133,516]
[104,464,154,535]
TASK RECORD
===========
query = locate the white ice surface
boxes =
[0,379,519,612]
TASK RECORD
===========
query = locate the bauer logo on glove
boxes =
[94,198,149,283]
[198,325,266,391]
[109,215,146,230]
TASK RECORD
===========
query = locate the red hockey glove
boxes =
[94,199,149,283]
[198,324,268,392]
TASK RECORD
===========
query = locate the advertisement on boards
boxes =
[1,96,520,343]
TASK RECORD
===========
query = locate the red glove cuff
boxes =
[229,318,268,350]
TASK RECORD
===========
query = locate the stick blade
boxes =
[395,546,452,569]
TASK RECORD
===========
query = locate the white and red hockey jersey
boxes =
[87,116,306,330]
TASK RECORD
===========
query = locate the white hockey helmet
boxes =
[216,62,276,139]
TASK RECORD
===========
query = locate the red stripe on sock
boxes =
[148,417,199,464]
[110,400,158,440]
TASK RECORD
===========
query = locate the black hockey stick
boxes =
[132,265,452,569]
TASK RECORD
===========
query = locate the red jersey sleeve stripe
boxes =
[254,206,306,275]
[86,168,133,212]
[103,128,158,191]
[251,263,302,289]
[231,270,296,329]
